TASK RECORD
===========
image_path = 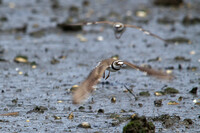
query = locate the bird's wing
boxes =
[123,61,173,80]
[73,58,115,104]
[124,24,166,42]
[66,21,114,26]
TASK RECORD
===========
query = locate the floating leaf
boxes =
[0,112,19,116]
[168,101,179,105]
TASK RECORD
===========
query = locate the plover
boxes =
[67,21,165,41]
[73,58,172,104]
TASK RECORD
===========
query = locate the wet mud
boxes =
[0,0,200,132]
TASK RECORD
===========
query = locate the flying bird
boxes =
[67,21,165,41]
[73,58,173,104]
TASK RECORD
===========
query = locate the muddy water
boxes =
[0,0,200,132]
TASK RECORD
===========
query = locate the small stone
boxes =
[166,37,191,44]
[120,109,126,113]
[154,91,165,96]
[178,64,182,70]
[182,16,200,26]
[193,99,200,105]
[111,97,116,103]
[57,100,63,103]
[97,109,104,113]
[187,66,197,71]
[50,58,60,64]
[154,0,183,7]
[183,119,193,125]
[138,103,143,107]
[136,10,147,18]
[189,87,198,95]
[53,116,61,120]
[190,50,195,55]
[79,106,85,110]
[154,99,163,107]
[18,71,23,75]
[32,65,37,69]
[139,91,150,96]
[96,36,104,41]
[27,106,48,114]
[178,96,183,101]
[12,98,18,104]
[78,122,91,128]
[14,55,28,63]
[164,87,179,94]
[166,70,173,74]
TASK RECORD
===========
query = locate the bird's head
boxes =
[112,60,124,70]
[113,22,126,39]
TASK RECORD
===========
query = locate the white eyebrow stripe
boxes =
[117,61,124,65]
[115,24,121,27]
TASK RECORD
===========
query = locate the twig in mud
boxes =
[124,85,137,100]
[0,112,19,116]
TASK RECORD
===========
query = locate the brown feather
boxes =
[73,58,115,104]
[123,61,173,80]
[73,58,173,104]
[124,24,166,41]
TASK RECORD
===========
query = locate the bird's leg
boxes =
[105,71,110,80]
[103,72,105,79]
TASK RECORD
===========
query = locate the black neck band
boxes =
[111,63,120,71]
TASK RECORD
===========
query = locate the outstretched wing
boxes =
[124,24,166,42]
[73,58,115,104]
[67,21,165,41]
[66,21,114,26]
[123,61,173,80]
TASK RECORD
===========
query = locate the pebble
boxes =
[78,122,91,128]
